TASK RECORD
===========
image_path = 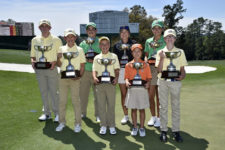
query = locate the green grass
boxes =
[0,49,30,64]
[0,49,225,150]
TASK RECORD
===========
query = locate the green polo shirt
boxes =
[144,35,166,59]
[79,37,101,71]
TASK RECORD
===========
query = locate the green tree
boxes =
[127,5,156,46]
[183,17,225,60]
[162,0,186,29]
[129,5,147,23]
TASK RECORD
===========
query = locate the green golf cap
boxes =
[152,20,164,28]
[86,22,97,29]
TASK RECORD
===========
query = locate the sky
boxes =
[1,0,225,36]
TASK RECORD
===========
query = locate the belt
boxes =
[164,78,178,82]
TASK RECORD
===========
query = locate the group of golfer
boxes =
[30,18,188,142]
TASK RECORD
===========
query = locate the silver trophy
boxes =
[120,44,130,68]
[34,44,52,69]
[149,41,161,64]
[131,62,145,86]
[161,51,181,78]
[61,52,80,78]
[86,37,97,60]
[97,58,116,83]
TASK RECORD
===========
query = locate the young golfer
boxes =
[113,25,136,124]
[55,28,86,132]
[124,44,152,137]
[144,20,166,127]
[79,22,101,122]
[92,36,120,135]
[156,29,188,142]
[30,19,62,122]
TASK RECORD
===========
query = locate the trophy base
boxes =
[61,70,80,79]
[120,59,128,68]
[35,62,51,69]
[98,76,115,83]
[86,52,97,60]
[161,71,180,79]
[149,57,156,60]
[130,80,147,86]
[148,58,156,65]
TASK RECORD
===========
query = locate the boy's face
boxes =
[100,40,110,54]
[86,26,97,38]
[120,29,130,41]
[152,26,163,37]
[65,34,77,46]
[39,24,51,35]
[132,48,142,59]
[164,35,176,45]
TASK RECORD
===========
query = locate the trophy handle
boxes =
[96,58,102,65]
[34,45,39,50]
[110,59,116,65]
[45,44,53,51]
[176,51,181,58]
[73,52,79,58]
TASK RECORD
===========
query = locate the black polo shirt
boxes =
[113,39,136,67]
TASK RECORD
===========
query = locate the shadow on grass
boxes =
[133,127,209,150]
[43,120,106,150]
[83,117,143,150]
[84,117,209,150]
[42,119,209,150]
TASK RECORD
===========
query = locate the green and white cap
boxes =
[86,22,97,29]
[152,20,164,28]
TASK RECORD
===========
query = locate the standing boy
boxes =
[56,28,85,132]
[156,29,188,142]
[79,22,101,121]
[30,19,62,122]
[144,20,166,127]
[92,37,120,135]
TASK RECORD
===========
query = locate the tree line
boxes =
[125,0,225,60]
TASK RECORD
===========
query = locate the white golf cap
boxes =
[39,19,51,27]
[164,29,176,38]
[64,28,76,37]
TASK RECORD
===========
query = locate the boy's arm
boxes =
[80,63,85,77]
[157,51,165,73]
[125,78,131,88]
[30,39,36,69]
[57,53,62,67]
[175,66,186,81]
[31,57,36,69]
[144,52,149,63]
[92,71,99,84]
[144,40,149,62]
[50,61,57,70]
[112,69,120,85]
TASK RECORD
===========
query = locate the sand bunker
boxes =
[185,66,217,74]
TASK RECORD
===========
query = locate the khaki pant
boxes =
[96,84,116,127]
[80,71,98,117]
[35,68,59,116]
[158,79,182,132]
[59,78,81,125]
